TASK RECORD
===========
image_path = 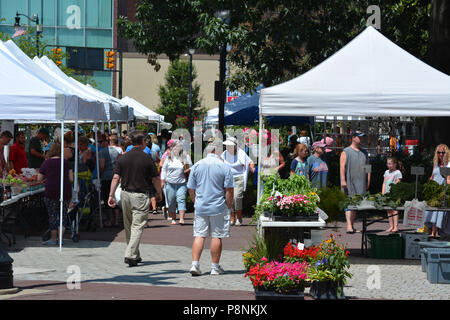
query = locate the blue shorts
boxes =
[165,182,187,212]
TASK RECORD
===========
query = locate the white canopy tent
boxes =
[204,107,218,125]
[258,26,450,202]
[0,43,106,251]
[120,96,171,133]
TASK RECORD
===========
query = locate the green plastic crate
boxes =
[368,234,403,259]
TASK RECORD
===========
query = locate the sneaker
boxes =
[235,220,242,226]
[189,265,202,276]
[42,239,57,245]
[230,220,236,226]
[210,265,225,275]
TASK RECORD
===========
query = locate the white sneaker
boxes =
[189,265,202,276]
[235,220,242,226]
[210,265,225,275]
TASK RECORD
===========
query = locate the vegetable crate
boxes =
[401,233,429,260]
[368,234,403,259]
[422,247,450,284]
[419,241,450,272]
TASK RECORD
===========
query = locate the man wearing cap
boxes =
[221,137,255,226]
[28,127,49,169]
[306,141,329,189]
[340,130,371,234]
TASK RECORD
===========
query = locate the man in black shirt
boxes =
[28,127,49,169]
[108,132,162,267]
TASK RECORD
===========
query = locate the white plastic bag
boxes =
[403,199,426,228]
[114,183,121,206]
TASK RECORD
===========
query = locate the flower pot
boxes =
[309,280,346,300]
[254,289,304,300]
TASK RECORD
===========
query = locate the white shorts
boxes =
[193,211,230,238]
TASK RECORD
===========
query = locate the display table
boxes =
[258,215,326,243]
[347,204,450,256]
[0,187,45,246]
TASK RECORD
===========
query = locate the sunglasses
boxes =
[438,151,446,154]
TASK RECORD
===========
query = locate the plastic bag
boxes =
[403,199,426,228]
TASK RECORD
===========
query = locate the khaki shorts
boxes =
[193,211,230,238]
[231,175,245,212]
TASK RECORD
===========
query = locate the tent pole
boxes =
[74,120,79,202]
[257,112,263,205]
[94,122,102,229]
[59,120,64,252]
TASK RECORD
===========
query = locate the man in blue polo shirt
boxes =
[187,143,234,276]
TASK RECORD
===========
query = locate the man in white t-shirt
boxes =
[221,137,255,226]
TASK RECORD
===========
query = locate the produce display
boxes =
[0,168,43,199]
[338,180,450,209]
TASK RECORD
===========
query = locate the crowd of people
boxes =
[6,123,450,274]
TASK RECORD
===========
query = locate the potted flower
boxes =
[283,242,319,265]
[306,235,352,299]
[269,192,320,221]
[245,258,309,300]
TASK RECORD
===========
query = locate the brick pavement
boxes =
[2,212,450,300]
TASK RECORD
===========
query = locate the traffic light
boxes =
[51,47,63,67]
[105,50,115,69]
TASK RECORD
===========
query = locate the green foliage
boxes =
[156,59,206,127]
[387,181,422,205]
[117,0,431,93]
[317,186,346,221]
[242,232,285,270]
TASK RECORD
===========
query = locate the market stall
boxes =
[120,96,170,134]
[257,26,450,239]
[0,42,107,251]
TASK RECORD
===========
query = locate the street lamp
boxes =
[186,48,195,136]
[215,10,230,135]
[14,12,43,57]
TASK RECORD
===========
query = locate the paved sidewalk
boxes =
[2,213,450,300]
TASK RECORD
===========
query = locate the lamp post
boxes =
[187,48,195,136]
[14,12,43,57]
[215,10,230,135]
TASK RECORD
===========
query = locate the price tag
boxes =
[297,242,305,250]
[411,166,424,176]
[315,207,329,221]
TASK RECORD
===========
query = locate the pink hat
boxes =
[311,141,327,150]
[167,139,175,147]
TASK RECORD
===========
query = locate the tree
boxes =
[117,0,431,93]
[423,0,450,148]
[157,59,206,127]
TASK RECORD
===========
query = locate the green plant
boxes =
[317,186,346,221]
[242,232,285,270]
[306,235,352,296]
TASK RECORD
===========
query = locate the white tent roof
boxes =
[0,42,106,121]
[36,56,133,122]
[260,26,450,117]
[0,40,108,122]
[120,96,164,122]
[204,107,218,124]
